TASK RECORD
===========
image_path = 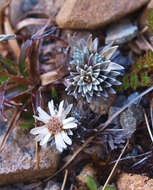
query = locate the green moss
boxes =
[119,51,153,90]
[147,9,153,32]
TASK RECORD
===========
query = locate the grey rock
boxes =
[56,0,149,29]
[90,95,117,115]
[105,19,138,45]
[44,180,61,190]
[0,125,60,185]
[120,107,137,132]
[109,93,144,129]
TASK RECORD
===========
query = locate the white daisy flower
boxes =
[30,100,77,152]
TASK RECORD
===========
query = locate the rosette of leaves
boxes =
[66,35,124,103]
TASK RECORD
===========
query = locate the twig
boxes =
[99,86,153,131]
[32,95,40,169]
[109,150,152,164]
[44,136,94,182]
[102,140,129,190]
[24,136,94,189]
[61,169,68,190]
[151,99,153,129]
[144,111,153,143]
[140,34,153,52]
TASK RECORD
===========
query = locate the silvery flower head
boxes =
[65,34,124,103]
[30,100,77,152]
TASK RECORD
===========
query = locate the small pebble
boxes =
[105,19,138,45]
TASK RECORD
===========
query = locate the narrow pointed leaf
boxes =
[86,176,97,190]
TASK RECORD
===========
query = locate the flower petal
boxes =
[48,100,55,116]
[63,122,77,129]
[61,131,72,145]
[63,117,75,125]
[55,133,67,152]
[35,134,44,142]
[64,104,73,117]
[37,107,50,121]
[39,133,51,146]
[57,100,64,118]
[33,115,46,123]
[30,126,48,135]
[68,129,73,136]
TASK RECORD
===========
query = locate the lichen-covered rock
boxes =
[56,0,150,29]
[117,173,153,190]
[0,125,60,185]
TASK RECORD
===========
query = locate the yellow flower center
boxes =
[46,117,63,135]
[83,75,92,83]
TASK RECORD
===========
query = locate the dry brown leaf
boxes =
[16,18,48,31]
[4,17,20,58]
[40,70,58,86]
[0,0,12,33]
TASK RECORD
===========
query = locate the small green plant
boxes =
[120,51,153,90]
[86,176,116,190]
[86,176,97,190]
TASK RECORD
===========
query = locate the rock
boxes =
[0,126,60,185]
[0,184,25,190]
[10,0,65,28]
[120,92,144,128]
[117,173,153,190]
[90,95,116,115]
[76,164,97,185]
[105,19,138,45]
[56,0,150,29]
[109,93,144,130]
[44,181,61,190]
[120,107,137,131]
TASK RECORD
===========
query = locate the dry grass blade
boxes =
[110,151,152,164]
[144,111,153,143]
[61,169,68,190]
[102,140,129,190]
[44,136,94,182]
[4,17,20,58]
[16,18,48,31]
[151,98,153,129]
[32,99,40,169]
[0,109,21,152]
[99,86,153,131]
[0,82,8,121]
[31,89,44,169]
[140,34,153,52]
